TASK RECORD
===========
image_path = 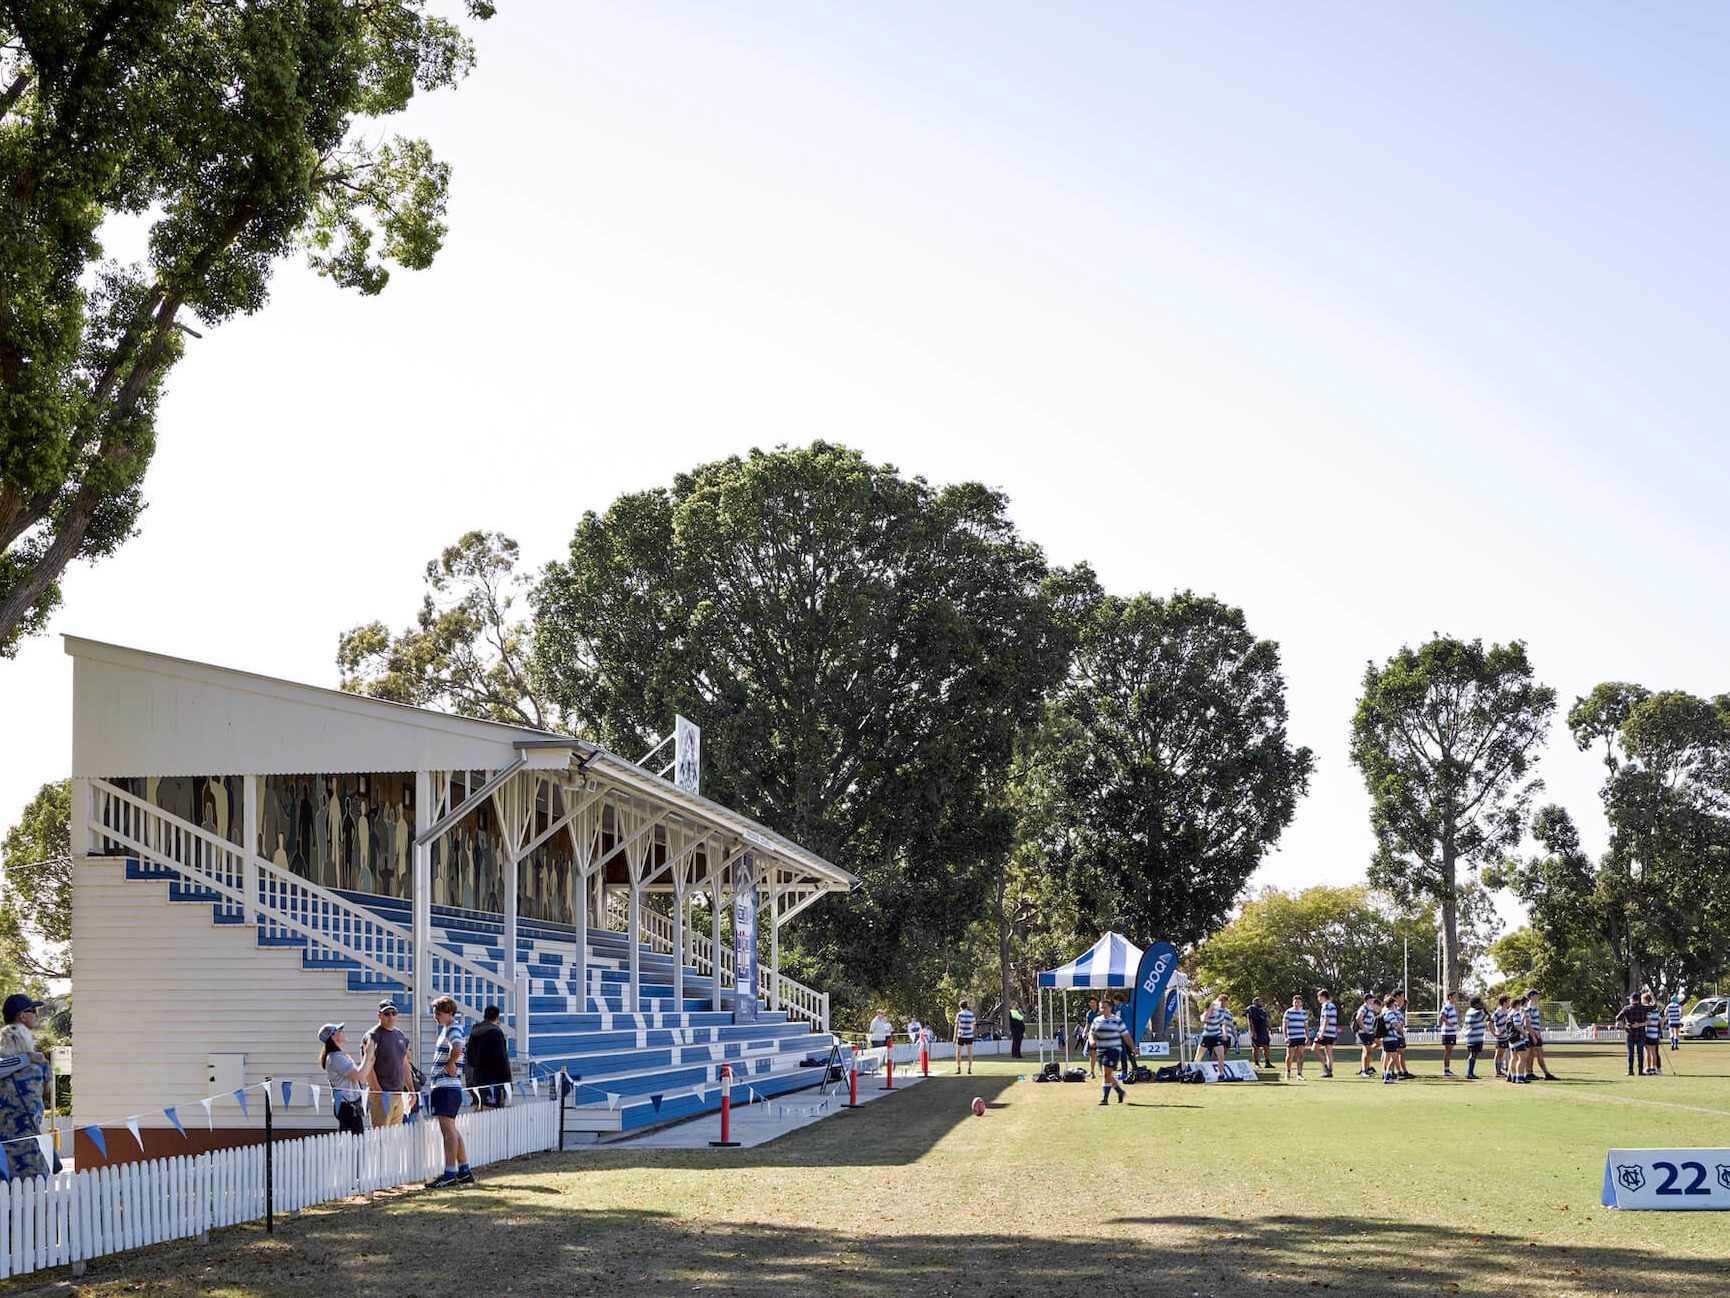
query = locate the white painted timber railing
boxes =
[628,905,830,1032]
[0,1097,559,1280]
[88,781,519,1030]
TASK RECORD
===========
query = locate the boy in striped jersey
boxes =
[1491,995,1512,1077]
[1505,997,1530,1084]
[1438,991,1460,1077]
[1197,996,1232,1065]
[1314,989,1339,1078]
[1354,994,1380,1077]
[1463,996,1488,1079]
[1666,994,1683,1051]
[1525,991,1557,1081]
[1282,994,1309,1080]
[1090,1002,1134,1104]
[1641,991,1662,1074]
[954,1000,976,1075]
[1383,990,1409,1081]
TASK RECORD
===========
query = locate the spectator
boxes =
[318,1023,376,1136]
[1008,1003,1026,1059]
[867,1009,894,1049]
[1083,997,1101,1076]
[0,995,50,1176]
[425,996,472,1187]
[467,1005,513,1107]
[363,999,413,1126]
[1612,993,1647,1076]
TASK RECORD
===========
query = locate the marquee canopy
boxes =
[1036,931,1143,988]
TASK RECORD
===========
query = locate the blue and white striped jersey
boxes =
[1382,1004,1405,1036]
[430,1020,465,1089]
[955,1008,976,1039]
[1438,1002,1459,1035]
[1355,1002,1378,1034]
[1491,1007,1510,1040]
[1523,1003,1543,1032]
[1644,1005,1662,1039]
[1090,1012,1126,1049]
[1464,1007,1487,1045]
[1318,1001,1339,1036]
[1282,1007,1309,1042]
[1666,1000,1684,1027]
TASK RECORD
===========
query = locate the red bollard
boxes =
[709,1062,740,1147]
[882,1049,895,1090]
[920,1039,930,1077]
[847,1058,859,1107]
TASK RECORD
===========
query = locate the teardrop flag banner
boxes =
[1127,940,1179,1045]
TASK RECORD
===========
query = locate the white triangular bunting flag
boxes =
[124,1117,143,1152]
[503,1083,513,1104]
[310,1083,321,1111]
[35,1133,54,1165]
[606,1092,621,1111]
[199,1097,214,1130]
[530,1077,541,1098]
[691,1085,705,1100]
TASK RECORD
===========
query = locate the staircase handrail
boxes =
[635,902,828,1031]
[88,780,517,1028]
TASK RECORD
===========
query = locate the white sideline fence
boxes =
[0,1097,560,1280]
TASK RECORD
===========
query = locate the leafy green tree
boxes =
[338,530,549,728]
[532,442,1079,1011]
[1032,592,1313,949]
[0,0,495,656]
[1486,925,1621,1024]
[0,779,70,979]
[1492,687,1730,1000]
[1350,637,1555,1001]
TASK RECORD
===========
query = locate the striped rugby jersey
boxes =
[1090,1011,1127,1049]
[1282,1007,1309,1042]
[955,1008,976,1039]
[1355,1002,1378,1034]
[1491,1007,1510,1040]
[1438,1002,1459,1035]
[1318,1001,1338,1036]
[1523,1003,1543,1032]
[1464,1007,1487,1045]
[1203,1005,1233,1037]
[1666,1000,1683,1027]
[1382,1004,1405,1035]
[1644,1005,1661,1039]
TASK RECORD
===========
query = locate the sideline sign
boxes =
[1602,1149,1730,1210]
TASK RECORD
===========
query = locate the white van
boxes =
[1681,997,1728,1039]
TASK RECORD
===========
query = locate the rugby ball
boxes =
[971,1097,986,1116]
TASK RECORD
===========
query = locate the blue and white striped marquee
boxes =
[1037,931,1144,989]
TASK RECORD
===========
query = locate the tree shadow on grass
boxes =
[71,1200,1730,1298]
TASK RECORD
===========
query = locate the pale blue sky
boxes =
[5,3,1726,933]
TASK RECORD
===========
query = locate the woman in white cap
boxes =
[318,1023,376,1136]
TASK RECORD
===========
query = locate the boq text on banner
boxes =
[1127,941,1178,1046]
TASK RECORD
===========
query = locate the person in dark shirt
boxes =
[1246,998,1272,1069]
[466,1004,513,1107]
[1612,994,1649,1077]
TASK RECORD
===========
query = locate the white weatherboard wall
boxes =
[73,857,383,1136]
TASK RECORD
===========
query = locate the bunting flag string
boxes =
[164,1106,185,1138]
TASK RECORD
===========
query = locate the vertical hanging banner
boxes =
[674,716,701,795]
[1127,940,1178,1047]
[733,852,760,1024]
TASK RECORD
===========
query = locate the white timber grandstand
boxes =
[66,637,855,1161]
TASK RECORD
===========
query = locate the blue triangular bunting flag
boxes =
[650,1094,663,1113]
[234,1088,249,1119]
[165,1106,186,1138]
[84,1126,107,1161]
[0,1141,10,1180]
[281,1080,293,1108]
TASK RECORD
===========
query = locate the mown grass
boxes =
[30,1042,1730,1297]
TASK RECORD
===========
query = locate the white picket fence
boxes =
[0,1098,560,1280]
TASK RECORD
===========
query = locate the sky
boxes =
[4,3,1728,939]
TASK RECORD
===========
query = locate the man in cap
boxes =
[363,998,415,1126]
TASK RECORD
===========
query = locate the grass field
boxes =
[33,1042,1730,1297]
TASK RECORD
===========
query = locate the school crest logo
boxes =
[1716,1164,1730,1191]
[1616,1164,1646,1192]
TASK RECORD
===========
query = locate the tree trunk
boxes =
[1439,846,1460,999]
[995,867,1013,1035]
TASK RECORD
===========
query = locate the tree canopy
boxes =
[1350,636,1554,1000]
[1031,591,1313,950]
[532,442,1080,1006]
[0,779,70,980]
[1490,684,1730,1000]
[0,0,494,656]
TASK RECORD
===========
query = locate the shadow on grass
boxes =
[71,1200,1730,1298]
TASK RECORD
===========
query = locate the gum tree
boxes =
[0,0,495,655]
